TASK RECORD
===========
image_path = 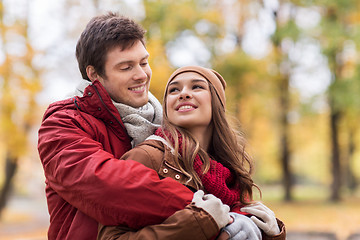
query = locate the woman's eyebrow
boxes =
[191,79,208,83]
[169,78,207,85]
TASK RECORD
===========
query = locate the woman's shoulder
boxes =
[121,139,166,170]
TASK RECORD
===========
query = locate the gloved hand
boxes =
[192,190,231,229]
[241,202,280,236]
[221,212,262,240]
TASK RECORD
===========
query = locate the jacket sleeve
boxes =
[38,108,194,229]
[97,204,219,240]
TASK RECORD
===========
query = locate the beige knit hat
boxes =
[165,66,226,107]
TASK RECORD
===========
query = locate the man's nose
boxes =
[133,65,148,80]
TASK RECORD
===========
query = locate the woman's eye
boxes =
[168,87,179,93]
[193,85,204,90]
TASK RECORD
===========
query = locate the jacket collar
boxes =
[75,80,129,141]
[140,138,198,191]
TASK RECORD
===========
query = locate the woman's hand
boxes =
[240,202,280,236]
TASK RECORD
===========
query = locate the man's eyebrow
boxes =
[141,53,150,60]
[114,54,150,66]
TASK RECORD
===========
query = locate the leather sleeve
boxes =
[97,204,219,240]
[120,144,159,170]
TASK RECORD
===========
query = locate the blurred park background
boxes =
[0,0,360,239]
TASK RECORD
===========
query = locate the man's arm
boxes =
[97,205,219,240]
[38,109,193,229]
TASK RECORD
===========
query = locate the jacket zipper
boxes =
[91,84,128,134]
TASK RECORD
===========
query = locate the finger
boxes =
[250,216,268,231]
[227,215,232,224]
[254,202,275,216]
[226,213,246,234]
[192,190,204,202]
[233,230,247,240]
[240,208,269,221]
[240,207,264,216]
[229,216,234,224]
[243,202,275,216]
[203,193,216,201]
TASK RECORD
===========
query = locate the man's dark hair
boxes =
[76,12,146,80]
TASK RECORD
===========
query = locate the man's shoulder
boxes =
[41,96,99,127]
[47,97,75,109]
[42,97,77,120]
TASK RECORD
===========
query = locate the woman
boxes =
[98,66,286,240]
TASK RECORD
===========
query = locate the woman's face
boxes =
[166,72,212,134]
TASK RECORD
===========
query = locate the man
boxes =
[38,12,230,240]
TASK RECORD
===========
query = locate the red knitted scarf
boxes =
[155,128,240,206]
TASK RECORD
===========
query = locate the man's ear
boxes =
[86,65,99,83]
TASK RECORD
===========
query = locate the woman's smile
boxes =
[176,102,197,112]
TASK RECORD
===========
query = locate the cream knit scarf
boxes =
[74,80,162,147]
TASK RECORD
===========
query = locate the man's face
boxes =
[98,40,151,108]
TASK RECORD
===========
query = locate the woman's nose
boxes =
[179,89,192,100]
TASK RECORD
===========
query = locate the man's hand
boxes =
[220,212,261,240]
[192,190,232,229]
[241,202,280,236]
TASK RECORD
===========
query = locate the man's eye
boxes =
[120,66,132,71]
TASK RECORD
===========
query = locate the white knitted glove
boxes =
[222,212,262,240]
[192,190,231,229]
[241,202,280,236]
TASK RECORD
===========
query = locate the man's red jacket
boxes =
[37,80,194,239]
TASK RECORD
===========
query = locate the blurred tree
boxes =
[262,0,302,201]
[203,0,298,200]
[270,3,294,201]
[212,0,263,119]
[315,0,360,201]
[0,0,42,216]
[141,0,224,99]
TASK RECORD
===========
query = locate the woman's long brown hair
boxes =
[162,82,260,205]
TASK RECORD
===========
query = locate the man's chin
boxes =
[129,97,149,108]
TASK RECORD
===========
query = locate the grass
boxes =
[1,184,359,240]
[260,184,360,240]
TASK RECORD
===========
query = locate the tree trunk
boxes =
[345,130,357,193]
[0,153,18,217]
[279,76,293,201]
[329,106,341,202]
